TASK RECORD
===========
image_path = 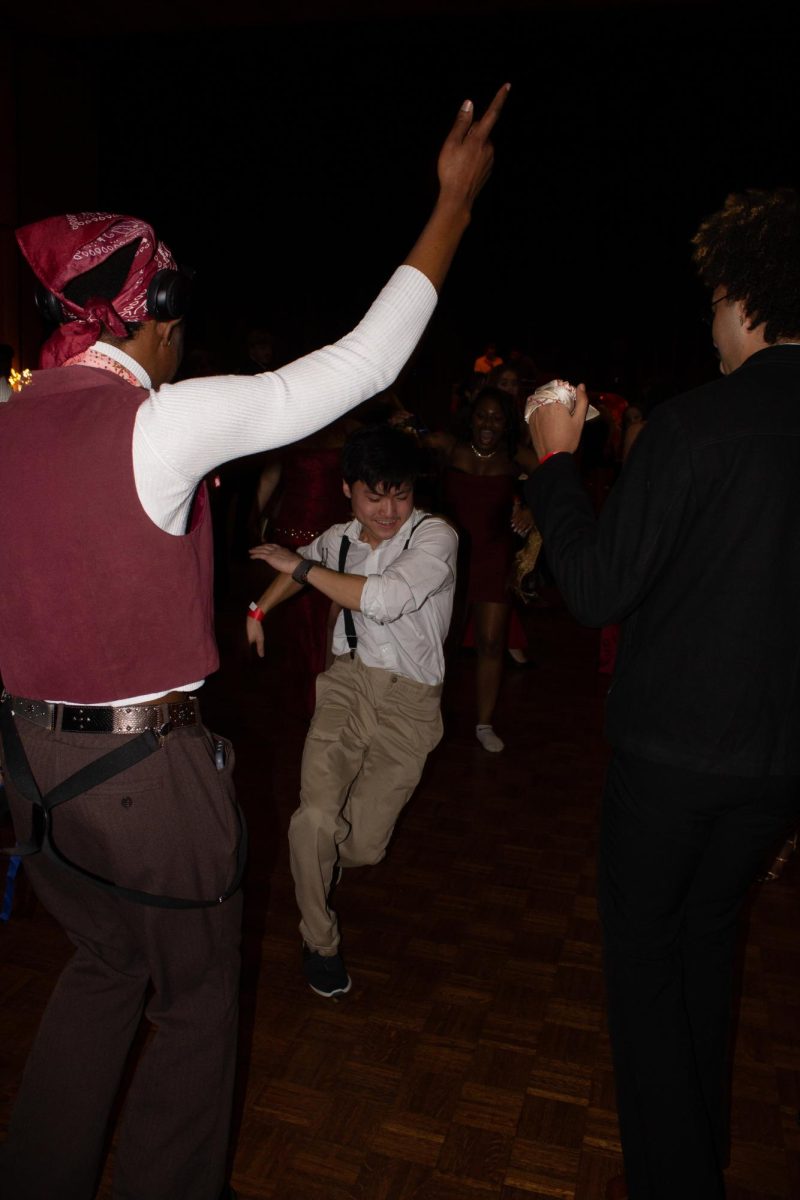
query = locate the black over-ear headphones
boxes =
[34,268,191,326]
[146,268,191,321]
[34,283,67,326]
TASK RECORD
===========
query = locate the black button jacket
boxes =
[526,345,800,777]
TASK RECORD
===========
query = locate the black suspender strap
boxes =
[404,514,433,547]
[0,700,247,910]
[338,535,359,657]
[337,514,435,659]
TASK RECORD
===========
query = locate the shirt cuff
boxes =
[360,573,388,624]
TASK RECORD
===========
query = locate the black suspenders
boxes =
[338,534,359,656]
[337,514,433,657]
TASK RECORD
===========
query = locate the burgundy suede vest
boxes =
[0,366,218,702]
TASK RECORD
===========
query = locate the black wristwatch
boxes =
[292,558,320,586]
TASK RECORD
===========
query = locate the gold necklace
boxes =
[471,442,498,459]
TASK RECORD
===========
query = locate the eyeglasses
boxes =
[701,293,729,326]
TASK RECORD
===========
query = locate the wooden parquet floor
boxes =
[2,586,799,1199]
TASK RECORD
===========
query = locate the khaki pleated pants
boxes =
[290,653,442,954]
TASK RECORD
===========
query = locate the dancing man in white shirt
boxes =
[248,423,457,997]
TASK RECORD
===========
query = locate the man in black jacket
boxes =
[525,189,800,1200]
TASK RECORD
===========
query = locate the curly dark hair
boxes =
[692,188,800,343]
[457,385,521,459]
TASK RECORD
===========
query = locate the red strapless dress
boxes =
[444,468,516,604]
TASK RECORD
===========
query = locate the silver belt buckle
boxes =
[8,695,56,730]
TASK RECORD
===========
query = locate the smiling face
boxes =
[471,394,508,454]
[344,478,414,548]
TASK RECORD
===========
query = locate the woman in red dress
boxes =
[431,387,537,752]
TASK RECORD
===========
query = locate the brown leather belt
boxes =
[4,691,201,735]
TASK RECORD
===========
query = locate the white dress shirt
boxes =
[299,509,458,686]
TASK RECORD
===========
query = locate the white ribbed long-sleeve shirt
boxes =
[95,265,437,533]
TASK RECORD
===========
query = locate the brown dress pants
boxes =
[290,654,443,955]
[0,716,243,1200]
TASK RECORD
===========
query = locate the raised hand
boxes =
[437,83,511,214]
[404,84,510,291]
[248,543,303,575]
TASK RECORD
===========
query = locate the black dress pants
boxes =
[599,751,800,1200]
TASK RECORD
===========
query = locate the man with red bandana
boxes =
[0,87,508,1200]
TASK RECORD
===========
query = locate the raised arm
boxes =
[135,88,510,535]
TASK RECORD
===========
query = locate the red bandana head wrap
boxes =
[15,212,177,369]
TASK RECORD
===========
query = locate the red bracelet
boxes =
[539,450,566,465]
[248,603,265,622]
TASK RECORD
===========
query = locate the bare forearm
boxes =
[250,541,365,610]
[256,570,305,615]
[404,196,471,293]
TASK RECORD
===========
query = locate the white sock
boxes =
[476,724,504,753]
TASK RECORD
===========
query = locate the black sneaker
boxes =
[302,946,352,997]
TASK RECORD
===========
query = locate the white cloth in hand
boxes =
[524,379,599,423]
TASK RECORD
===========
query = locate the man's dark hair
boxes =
[692,188,800,343]
[342,423,421,490]
[0,343,13,374]
[62,240,143,338]
[458,385,520,459]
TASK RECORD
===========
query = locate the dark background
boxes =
[2,0,796,418]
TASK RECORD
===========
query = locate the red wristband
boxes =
[539,450,566,465]
[248,603,265,622]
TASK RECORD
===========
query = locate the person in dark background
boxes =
[525,188,800,1200]
[0,85,508,1200]
[435,385,537,752]
[244,326,277,373]
[474,340,503,374]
